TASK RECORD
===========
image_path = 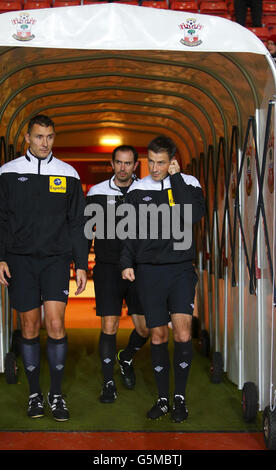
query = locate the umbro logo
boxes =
[180,361,189,369]
[143,196,152,202]
[18,177,28,182]
[154,366,163,373]
[107,199,116,205]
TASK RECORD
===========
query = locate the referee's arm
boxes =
[0,171,11,286]
[169,172,205,224]
[67,179,88,271]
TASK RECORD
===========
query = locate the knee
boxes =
[102,317,119,335]
[21,317,40,339]
[151,327,168,345]
[46,317,65,339]
[173,329,192,343]
[135,324,150,338]
[136,326,150,338]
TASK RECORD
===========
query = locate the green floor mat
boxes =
[0,328,262,432]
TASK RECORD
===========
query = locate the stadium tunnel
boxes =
[0,3,276,448]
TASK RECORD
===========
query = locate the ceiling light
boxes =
[100,136,122,146]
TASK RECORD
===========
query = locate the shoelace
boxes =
[173,395,186,409]
[174,394,185,402]
[28,393,43,408]
[106,380,115,388]
[49,394,67,411]
[157,398,169,412]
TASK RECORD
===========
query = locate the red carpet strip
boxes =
[0,431,265,450]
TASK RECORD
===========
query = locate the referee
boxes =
[86,145,149,403]
[0,115,88,421]
[120,135,205,422]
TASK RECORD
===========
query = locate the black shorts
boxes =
[92,262,143,317]
[135,262,198,329]
[6,253,71,313]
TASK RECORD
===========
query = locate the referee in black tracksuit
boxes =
[86,145,149,404]
[120,135,205,422]
[0,115,88,421]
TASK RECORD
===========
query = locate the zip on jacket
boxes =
[86,175,138,264]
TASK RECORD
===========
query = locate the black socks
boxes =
[173,340,193,397]
[21,334,68,398]
[46,335,68,397]
[99,332,116,384]
[119,329,148,362]
[150,340,193,400]
[151,341,170,399]
[21,336,41,396]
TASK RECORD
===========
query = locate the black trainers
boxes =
[117,350,135,390]
[47,393,69,421]
[147,397,169,420]
[171,395,188,422]
[99,380,117,403]
[27,393,44,418]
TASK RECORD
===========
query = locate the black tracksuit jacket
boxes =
[119,172,205,270]
[0,149,88,270]
[86,175,137,264]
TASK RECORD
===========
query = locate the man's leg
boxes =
[44,300,69,421]
[234,0,248,25]
[99,315,120,403]
[20,308,43,417]
[250,0,262,26]
[117,314,149,389]
[170,313,193,422]
[147,325,170,420]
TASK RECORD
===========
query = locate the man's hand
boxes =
[168,159,180,176]
[122,268,135,282]
[75,269,87,295]
[0,261,11,287]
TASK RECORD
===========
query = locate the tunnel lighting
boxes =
[100,136,122,146]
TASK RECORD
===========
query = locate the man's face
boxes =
[111,150,138,185]
[25,123,55,159]
[148,149,171,182]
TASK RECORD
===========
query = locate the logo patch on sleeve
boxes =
[49,176,67,193]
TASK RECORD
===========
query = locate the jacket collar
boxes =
[109,174,137,193]
[25,148,53,164]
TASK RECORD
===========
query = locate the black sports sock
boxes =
[119,329,148,362]
[173,340,193,397]
[20,335,41,396]
[46,335,68,397]
[99,332,116,384]
[151,341,170,399]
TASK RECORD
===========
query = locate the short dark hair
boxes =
[27,114,55,134]
[148,135,176,160]
[112,145,138,163]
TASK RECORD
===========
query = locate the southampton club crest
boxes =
[179,18,203,47]
[12,13,36,41]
